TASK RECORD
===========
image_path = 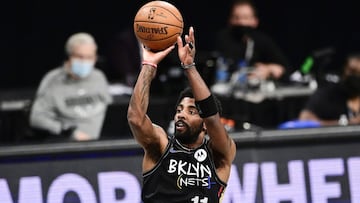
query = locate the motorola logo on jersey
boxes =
[194,149,207,162]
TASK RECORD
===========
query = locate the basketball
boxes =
[133,1,183,51]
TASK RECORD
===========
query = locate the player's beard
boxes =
[174,121,203,144]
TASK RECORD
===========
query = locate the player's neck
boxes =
[178,133,205,149]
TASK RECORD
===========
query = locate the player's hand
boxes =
[141,44,175,65]
[177,26,196,65]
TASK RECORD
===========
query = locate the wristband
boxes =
[181,62,196,69]
[195,94,218,118]
[142,61,157,69]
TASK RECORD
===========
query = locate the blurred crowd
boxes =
[2,0,360,144]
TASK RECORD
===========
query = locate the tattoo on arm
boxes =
[140,69,152,107]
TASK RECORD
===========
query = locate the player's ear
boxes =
[202,123,207,133]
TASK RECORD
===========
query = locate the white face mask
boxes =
[70,59,94,78]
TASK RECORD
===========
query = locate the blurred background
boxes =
[2,0,360,142]
[5,0,360,89]
[1,2,360,202]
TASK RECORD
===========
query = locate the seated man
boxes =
[30,32,112,141]
[299,53,360,126]
[213,0,291,83]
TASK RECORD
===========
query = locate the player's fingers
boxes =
[163,45,175,55]
[189,26,195,43]
[177,36,184,48]
[184,35,190,43]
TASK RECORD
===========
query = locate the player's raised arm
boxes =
[127,45,174,157]
[177,27,236,181]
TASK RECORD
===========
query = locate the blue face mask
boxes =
[70,59,94,78]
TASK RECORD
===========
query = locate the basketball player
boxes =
[128,27,236,202]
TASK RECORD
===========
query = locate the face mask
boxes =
[230,25,255,39]
[70,59,94,78]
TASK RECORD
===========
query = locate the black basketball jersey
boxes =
[142,136,227,203]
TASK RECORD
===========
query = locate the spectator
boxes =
[213,0,291,83]
[29,32,112,141]
[299,53,360,126]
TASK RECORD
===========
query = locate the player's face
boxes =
[174,97,204,144]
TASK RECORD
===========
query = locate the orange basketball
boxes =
[133,1,184,51]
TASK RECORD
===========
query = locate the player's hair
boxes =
[175,87,223,116]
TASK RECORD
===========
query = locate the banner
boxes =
[0,141,359,203]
